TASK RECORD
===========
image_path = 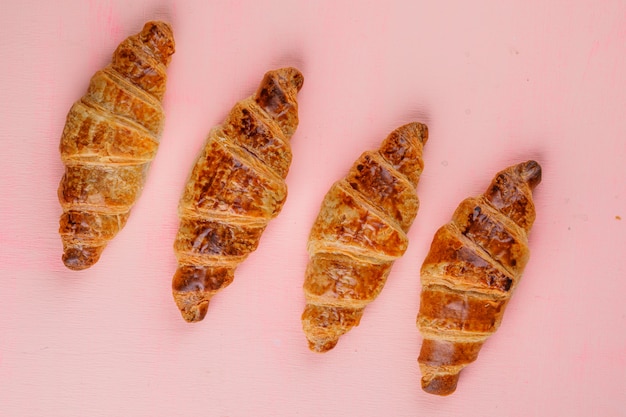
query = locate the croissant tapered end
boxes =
[111,20,175,101]
[254,67,304,139]
[484,160,542,232]
[139,21,175,66]
[267,66,304,92]
[301,304,364,353]
[379,122,428,187]
[62,243,106,270]
[399,122,429,144]
[302,319,340,353]
[171,266,235,322]
[421,372,460,396]
[517,160,542,190]
[307,337,339,353]
[172,290,210,323]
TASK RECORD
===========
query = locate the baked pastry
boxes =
[302,122,428,352]
[172,67,304,322]
[58,21,175,270]
[416,160,541,395]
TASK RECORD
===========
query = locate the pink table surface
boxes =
[1,1,625,416]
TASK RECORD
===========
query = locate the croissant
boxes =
[302,122,429,352]
[416,160,542,395]
[172,67,304,322]
[57,21,175,270]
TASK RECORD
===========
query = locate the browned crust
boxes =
[417,160,541,395]
[302,122,428,352]
[58,21,175,270]
[172,68,304,322]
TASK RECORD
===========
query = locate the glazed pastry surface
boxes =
[58,21,175,270]
[302,122,428,352]
[417,160,541,395]
[172,67,304,322]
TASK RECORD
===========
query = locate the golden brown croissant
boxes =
[172,67,304,322]
[57,21,175,270]
[302,122,429,352]
[416,160,542,395]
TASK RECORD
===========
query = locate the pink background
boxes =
[1,0,625,416]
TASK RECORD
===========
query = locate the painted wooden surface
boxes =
[1,0,625,415]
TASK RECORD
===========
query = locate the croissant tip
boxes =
[306,337,339,353]
[172,290,210,322]
[139,20,176,65]
[275,67,304,92]
[62,245,104,270]
[263,67,303,92]
[411,122,429,144]
[421,373,460,396]
[518,160,542,190]
[290,68,305,92]
[180,301,209,323]
[392,122,429,145]
[143,20,171,31]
